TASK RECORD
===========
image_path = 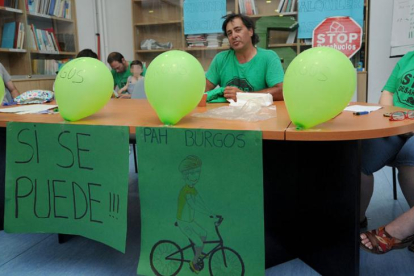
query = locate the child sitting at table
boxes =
[117,60,144,99]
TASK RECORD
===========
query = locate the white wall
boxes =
[75,0,97,54]
[367,0,400,103]
[75,0,134,63]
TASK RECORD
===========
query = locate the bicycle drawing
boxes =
[150,215,245,276]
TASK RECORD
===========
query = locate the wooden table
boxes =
[1,100,413,276]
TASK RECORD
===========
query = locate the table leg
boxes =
[263,140,360,276]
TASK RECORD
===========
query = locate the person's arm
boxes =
[223,82,283,102]
[5,80,19,99]
[205,79,227,102]
[205,79,215,92]
[118,83,128,94]
[379,90,393,106]
[252,82,283,101]
[185,194,212,216]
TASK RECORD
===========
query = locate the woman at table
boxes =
[360,51,414,229]
[360,207,414,254]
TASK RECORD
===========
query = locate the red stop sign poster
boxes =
[312,16,362,58]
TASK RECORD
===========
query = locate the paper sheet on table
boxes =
[0,104,58,114]
[228,92,273,107]
[344,105,383,112]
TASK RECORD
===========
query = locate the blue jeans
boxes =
[361,135,414,175]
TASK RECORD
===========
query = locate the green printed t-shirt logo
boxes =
[226,77,254,92]
[396,70,414,108]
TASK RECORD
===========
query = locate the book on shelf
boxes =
[286,29,297,44]
[290,0,297,12]
[2,0,18,8]
[1,22,16,48]
[32,58,69,75]
[13,22,25,49]
[277,0,285,13]
[239,0,257,15]
[26,0,71,19]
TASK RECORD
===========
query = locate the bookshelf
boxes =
[131,0,369,100]
[0,0,78,83]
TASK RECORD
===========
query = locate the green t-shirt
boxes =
[177,185,197,221]
[205,48,284,102]
[111,62,132,89]
[111,61,147,89]
[383,51,414,109]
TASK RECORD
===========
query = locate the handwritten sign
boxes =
[136,127,264,276]
[298,0,364,39]
[4,123,130,253]
[184,0,226,35]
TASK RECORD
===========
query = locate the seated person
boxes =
[360,51,414,228]
[117,60,144,99]
[205,13,284,103]
[360,207,414,254]
[107,52,146,95]
[76,48,98,59]
[0,63,20,105]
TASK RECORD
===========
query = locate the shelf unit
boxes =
[131,0,369,101]
[0,0,78,81]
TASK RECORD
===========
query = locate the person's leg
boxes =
[397,166,414,207]
[360,136,404,223]
[191,222,207,265]
[361,207,414,250]
[394,136,414,207]
[360,172,374,223]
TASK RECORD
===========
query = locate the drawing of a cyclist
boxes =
[177,155,214,274]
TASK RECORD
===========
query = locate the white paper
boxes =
[228,93,273,107]
[0,104,58,114]
[344,105,383,112]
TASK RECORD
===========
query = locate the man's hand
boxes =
[223,86,240,102]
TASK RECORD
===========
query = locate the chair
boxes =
[129,79,145,173]
[392,167,398,200]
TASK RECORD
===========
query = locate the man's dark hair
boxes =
[222,13,259,45]
[107,52,124,64]
[131,60,143,68]
[76,49,98,59]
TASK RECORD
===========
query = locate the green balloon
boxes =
[55,57,114,121]
[283,47,356,130]
[145,50,206,125]
[0,77,4,104]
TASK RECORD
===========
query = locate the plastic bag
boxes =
[192,99,277,122]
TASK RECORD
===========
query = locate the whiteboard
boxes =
[390,0,414,56]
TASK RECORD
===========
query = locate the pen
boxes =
[354,111,370,115]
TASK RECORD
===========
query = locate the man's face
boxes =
[226,17,253,51]
[110,59,127,73]
[183,167,201,186]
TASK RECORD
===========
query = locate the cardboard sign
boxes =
[136,127,264,276]
[184,0,226,35]
[4,122,130,253]
[312,16,362,58]
[298,0,364,39]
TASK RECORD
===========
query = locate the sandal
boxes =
[360,226,414,254]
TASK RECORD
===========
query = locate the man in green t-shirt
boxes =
[205,13,284,103]
[107,52,132,91]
